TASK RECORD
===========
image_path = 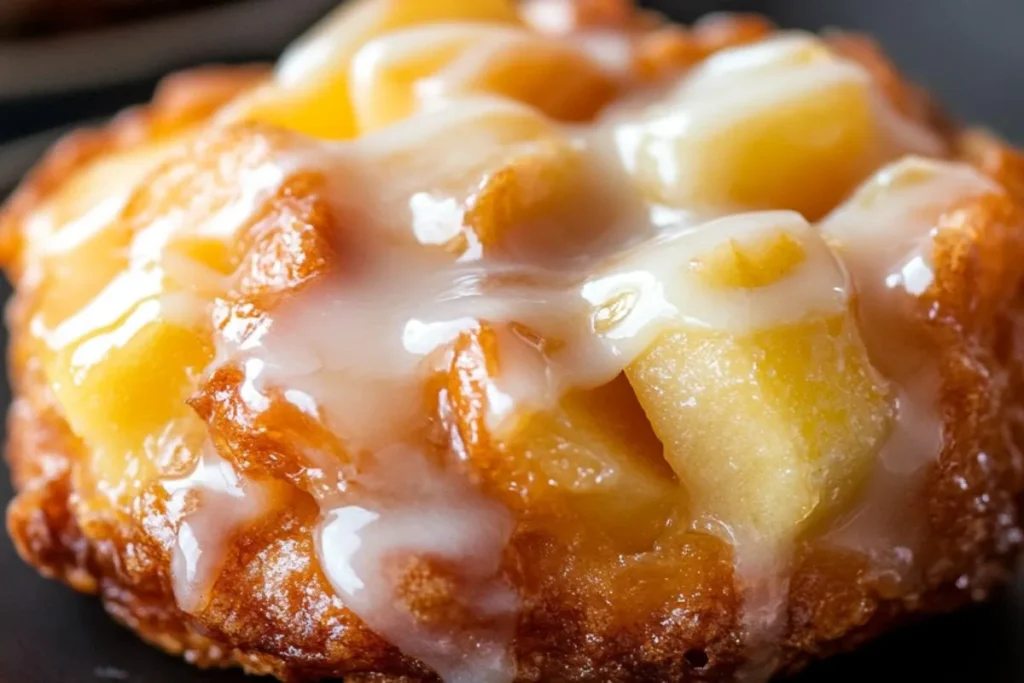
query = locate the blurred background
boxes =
[0,1,1022,681]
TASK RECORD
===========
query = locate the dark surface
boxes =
[2,1,1024,681]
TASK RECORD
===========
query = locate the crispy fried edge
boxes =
[0,65,268,277]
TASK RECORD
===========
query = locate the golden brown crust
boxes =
[0,65,267,275]
[5,19,1024,683]
[631,13,775,82]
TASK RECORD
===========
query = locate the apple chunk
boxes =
[586,212,894,546]
[628,317,891,545]
[223,0,520,139]
[350,24,617,132]
[507,375,677,544]
[612,33,880,220]
[350,98,601,257]
[445,327,676,547]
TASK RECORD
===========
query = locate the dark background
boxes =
[1,1,1023,681]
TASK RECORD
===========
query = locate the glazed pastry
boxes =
[4,1,1024,681]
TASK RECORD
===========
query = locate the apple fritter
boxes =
[4,1,1024,682]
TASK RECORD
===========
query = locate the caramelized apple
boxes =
[819,156,1006,382]
[26,128,316,500]
[514,378,677,545]
[445,327,676,547]
[821,156,1002,293]
[224,0,520,139]
[629,319,891,545]
[350,24,617,132]
[350,98,595,256]
[35,226,214,496]
[586,212,894,546]
[612,34,879,219]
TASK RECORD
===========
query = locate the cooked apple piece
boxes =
[612,33,882,220]
[821,156,1002,298]
[17,135,185,274]
[819,156,1005,397]
[689,230,807,289]
[628,318,891,547]
[223,0,520,139]
[350,24,617,132]
[506,376,677,544]
[351,98,600,256]
[34,215,218,497]
[16,141,202,493]
[46,315,213,491]
[446,327,676,546]
[27,129,320,500]
[464,136,619,258]
[586,212,893,546]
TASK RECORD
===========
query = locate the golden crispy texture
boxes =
[0,65,268,275]
[631,13,774,81]
[4,12,1024,683]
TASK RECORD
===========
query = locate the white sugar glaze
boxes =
[821,158,1002,578]
[20,15,1006,683]
[210,91,942,682]
[162,445,274,613]
[316,445,518,683]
